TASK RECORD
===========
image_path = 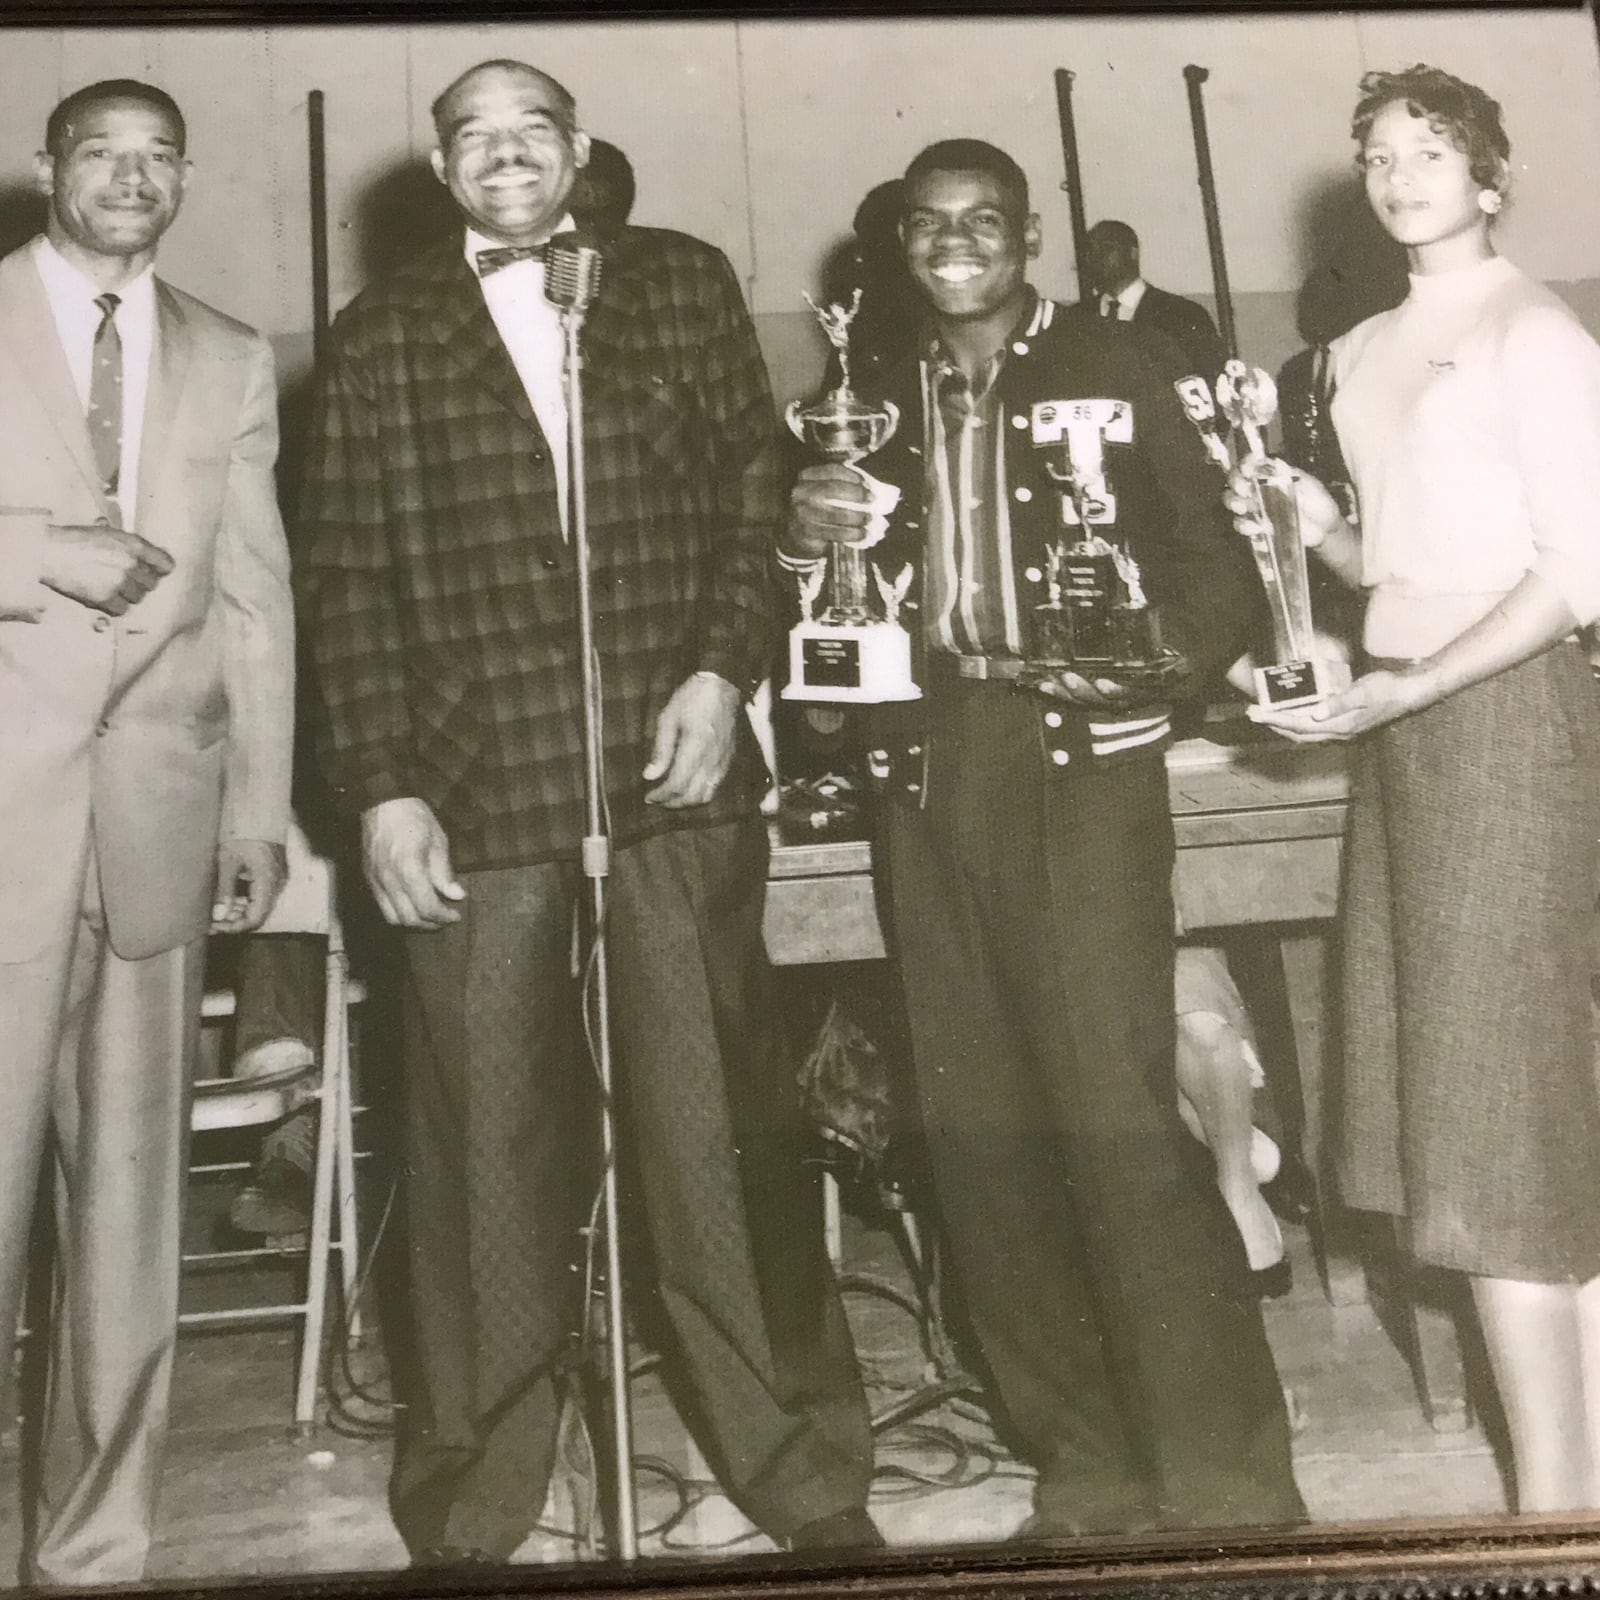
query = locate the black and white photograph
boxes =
[3,6,1600,1596]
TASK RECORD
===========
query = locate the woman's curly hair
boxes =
[1351,64,1511,193]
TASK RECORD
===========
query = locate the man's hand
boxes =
[1248,664,1433,743]
[211,839,288,934]
[784,464,874,560]
[41,521,175,615]
[1033,670,1147,709]
[361,797,466,930]
[643,672,741,808]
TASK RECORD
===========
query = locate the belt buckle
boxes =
[957,655,990,680]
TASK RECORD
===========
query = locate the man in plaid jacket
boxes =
[782,141,1303,1538]
[298,59,875,1564]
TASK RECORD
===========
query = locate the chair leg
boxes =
[334,983,362,1348]
[294,953,343,1431]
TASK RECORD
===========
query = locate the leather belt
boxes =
[933,653,1029,682]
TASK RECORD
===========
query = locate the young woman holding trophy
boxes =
[1228,65,1600,1512]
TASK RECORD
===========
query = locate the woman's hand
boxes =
[1223,461,1345,550]
[1248,663,1435,742]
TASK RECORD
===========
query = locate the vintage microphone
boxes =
[545,234,640,1562]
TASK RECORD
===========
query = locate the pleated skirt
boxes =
[1337,642,1600,1281]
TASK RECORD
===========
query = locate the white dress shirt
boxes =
[33,234,156,527]
[1100,277,1147,323]
[465,220,576,536]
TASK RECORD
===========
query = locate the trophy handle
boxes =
[871,399,900,453]
[784,399,808,444]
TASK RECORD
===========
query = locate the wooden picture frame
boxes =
[4,3,1600,1598]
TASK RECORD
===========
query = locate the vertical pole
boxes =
[1182,65,1239,360]
[308,90,330,369]
[1052,69,1091,294]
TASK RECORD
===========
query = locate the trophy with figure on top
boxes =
[781,292,919,704]
[1022,398,1184,691]
[1175,360,1335,710]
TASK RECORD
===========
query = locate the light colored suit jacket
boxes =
[0,241,293,963]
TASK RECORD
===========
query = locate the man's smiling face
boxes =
[430,64,589,246]
[900,167,1039,327]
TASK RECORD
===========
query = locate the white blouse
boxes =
[1332,253,1600,657]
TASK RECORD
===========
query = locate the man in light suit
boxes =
[1075,219,1227,383]
[0,79,294,1584]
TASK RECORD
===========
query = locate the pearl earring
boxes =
[1479,189,1503,216]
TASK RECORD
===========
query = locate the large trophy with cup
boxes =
[1176,360,1333,710]
[782,292,920,704]
[1022,398,1184,690]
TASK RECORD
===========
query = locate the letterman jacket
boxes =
[834,295,1263,808]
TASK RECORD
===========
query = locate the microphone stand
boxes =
[562,294,640,1562]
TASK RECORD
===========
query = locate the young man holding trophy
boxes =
[780,139,1303,1536]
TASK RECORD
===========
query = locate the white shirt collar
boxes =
[33,233,156,315]
[1115,276,1148,315]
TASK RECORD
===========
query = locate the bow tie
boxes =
[475,242,552,278]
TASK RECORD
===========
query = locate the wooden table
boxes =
[762,720,1357,1298]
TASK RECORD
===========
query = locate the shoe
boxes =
[1254,1257,1293,1299]
[233,1036,316,1083]
[1261,1152,1316,1226]
[228,1154,312,1240]
[787,1506,886,1551]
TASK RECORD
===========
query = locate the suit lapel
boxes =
[0,247,111,514]
[419,248,537,429]
[136,279,192,530]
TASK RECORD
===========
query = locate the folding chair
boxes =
[183,825,363,1432]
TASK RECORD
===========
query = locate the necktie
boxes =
[476,243,551,277]
[1099,293,1116,319]
[88,292,123,510]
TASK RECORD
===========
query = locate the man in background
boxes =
[1075,218,1226,381]
[297,57,876,1565]
[0,79,293,1583]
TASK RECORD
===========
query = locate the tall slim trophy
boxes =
[1023,398,1183,688]
[1176,362,1332,710]
[782,292,920,704]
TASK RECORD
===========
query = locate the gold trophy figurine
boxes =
[782,291,919,703]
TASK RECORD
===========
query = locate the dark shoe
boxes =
[1261,1153,1316,1226]
[228,1154,312,1241]
[787,1506,886,1551]
[1254,1257,1293,1300]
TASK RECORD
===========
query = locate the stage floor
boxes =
[0,1177,1508,1587]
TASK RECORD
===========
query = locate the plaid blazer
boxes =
[297,226,781,871]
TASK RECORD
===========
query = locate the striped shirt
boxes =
[920,296,1058,657]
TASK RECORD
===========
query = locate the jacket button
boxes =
[542,556,559,569]
[96,718,109,737]
[906,782,921,793]
[907,744,922,756]
[1011,414,1029,430]
[93,615,110,633]
[1044,710,1062,728]
[1024,566,1042,583]
[1014,486,1032,503]
[1050,748,1069,766]
[1012,340,1029,355]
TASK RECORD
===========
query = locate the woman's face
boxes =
[1360,100,1491,264]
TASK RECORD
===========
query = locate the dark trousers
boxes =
[880,680,1302,1533]
[389,818,872,1557]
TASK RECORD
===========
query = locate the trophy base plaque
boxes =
[782,620,922,704]
[1253,657,1332,710]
